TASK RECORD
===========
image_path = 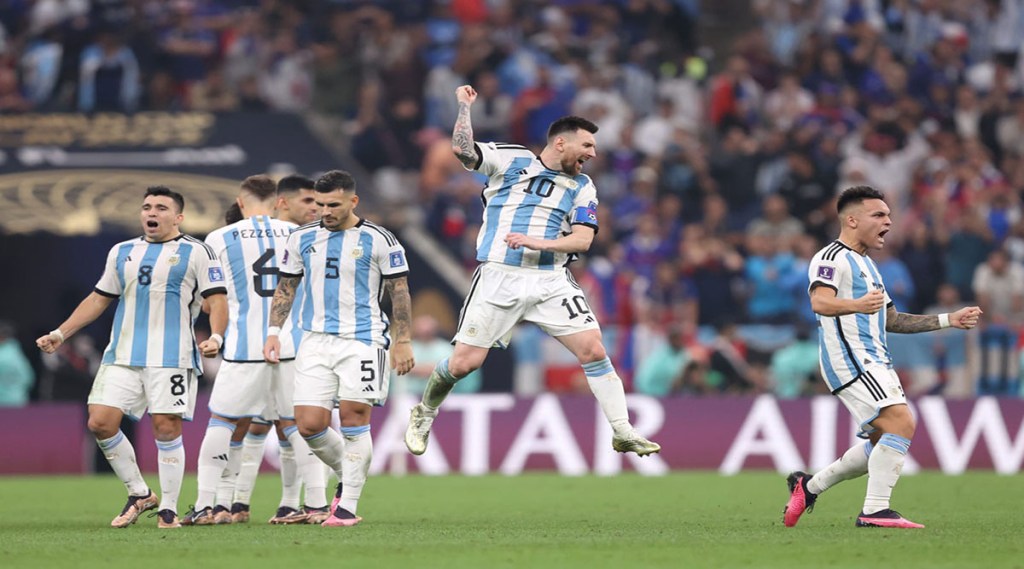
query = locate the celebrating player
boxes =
[37,186,228,529]
[784,186,982,529]
[404,85,660,458]
[184,175,329,526]
[264,169,415,527]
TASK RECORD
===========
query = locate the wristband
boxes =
[267,326,281,337]
[50,328,65,343]
[209,333,224,348]
[938,313,950,329]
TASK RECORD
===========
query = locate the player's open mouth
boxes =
[879,229,889,239]
[146,221,159,228]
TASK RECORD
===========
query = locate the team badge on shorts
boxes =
[209,267,225,282]
[817,266,835,281]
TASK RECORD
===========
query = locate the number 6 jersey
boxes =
[468,141,599,270]
[204,215,302,362]
[94,234,227,373]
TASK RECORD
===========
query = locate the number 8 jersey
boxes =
[94,234,227,374]
[204,215,302,362]
[469,142,599,270]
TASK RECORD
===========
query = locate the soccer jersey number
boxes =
[325,258,340,279]
[170,374,186,396]
[524,178,555,198]
[251,249,278,298]
[561,295,591,320]
[360,360,375,382]
[138,265,153,285]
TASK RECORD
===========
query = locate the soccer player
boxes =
[264,169,415,527]
[184,175,329,526]
[404,85,660,458]
[36,186,228,529]
[230,174,326,524]
[784,186,982,529]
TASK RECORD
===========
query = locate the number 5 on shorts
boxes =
[360,360,375,382]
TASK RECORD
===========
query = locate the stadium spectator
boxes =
[0,321,34,407]
[634,324,693,397]
[401,315,481,396]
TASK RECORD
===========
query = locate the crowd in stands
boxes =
[2,1,1023,401]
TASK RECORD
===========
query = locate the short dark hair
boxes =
[145,186,185,212]
[837,185,885,213]
[224,202,243,225]
[314,170,356,193]
[277,174,315,195]
[240,175,277,201]
[547,116,599,140]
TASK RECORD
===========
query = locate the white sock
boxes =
[285,425,327,508]
[278,439,300,509]
[864,434,911,514]
[233,432,267,505]
[807,441,872,495]
[582,358,630,435]
[339,426,372,515]
[96,431,149,496]
[303,427,345,479]
[155,436,185,513]
[195,418,234,509]
[215,441,242,508]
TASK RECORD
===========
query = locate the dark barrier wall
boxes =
[3,394,1023,475]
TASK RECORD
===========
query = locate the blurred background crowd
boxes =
[2,0,1024,406]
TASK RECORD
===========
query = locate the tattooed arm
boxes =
[886,304,984,333]
[385,276,415,375]
[263,274,301,362]
[452,85,479,168]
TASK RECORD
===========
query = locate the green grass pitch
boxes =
[1,472,1021,569]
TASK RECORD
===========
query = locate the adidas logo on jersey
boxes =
[362,385,375,392]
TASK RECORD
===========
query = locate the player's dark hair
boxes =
[277,174,315,195]
[314,170,356,193]
[145,186,185,212]
[224,202,243,225]
[240,175,277,201]
[547,116,599,140]
[837,185,885,213]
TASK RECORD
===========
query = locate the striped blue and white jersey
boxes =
[467,141,599,270]
[808,240,894,391]
[279,219,408,346]
[95,235,227,374]
[205,215,304,362]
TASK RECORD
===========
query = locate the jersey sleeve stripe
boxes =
[94,287,119,298]
[279,270,302,278]
[472,142,484,170]
[183,235,218,260]
[382,271,408,280]
[494,143,528,150]
[363,221,398,246]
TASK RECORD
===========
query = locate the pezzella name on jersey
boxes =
[231,227,291,239]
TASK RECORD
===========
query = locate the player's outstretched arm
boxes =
[886,304,983,333]
[263,274,301,363]
[452,85,479,168]
[504,225,595,254]
[385,276,415,375]
[36,292,115,353]
[810,286,884,317]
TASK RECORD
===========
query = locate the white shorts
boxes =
[834,363,907,438]
[209,360,296,421]
[454,263,601,349]
[293,332,390,409]
[88,365,198,421]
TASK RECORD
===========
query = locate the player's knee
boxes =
[575,342,607,364]
[297,422,327,439]
[447,354,482,378]
[151,415,182,440]
[87,416,118,439]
